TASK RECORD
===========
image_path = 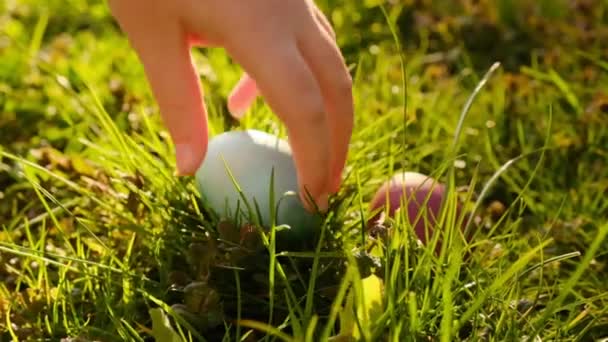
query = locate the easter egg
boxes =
[195,129,320,241]
[368,171,464,248]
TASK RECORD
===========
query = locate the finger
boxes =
[227,73,258,119]
[226,38,331,212]
[297,13,354,193]
[226,7,334,122]
[313,7,336,41]
[187,33,216,47]
[186,32,207,46]
[122,24,209,175]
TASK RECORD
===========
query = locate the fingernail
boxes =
[175,144,198,176]
[228,104,246,120]
[299,191,328,213]
[330,176,342,194]
[316,193,329,213]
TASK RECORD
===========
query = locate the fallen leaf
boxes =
[149,308,184,342]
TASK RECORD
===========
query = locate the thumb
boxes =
[130,30,209,175]
[228,73,259,119]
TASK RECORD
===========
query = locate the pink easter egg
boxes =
[368,172,464,248]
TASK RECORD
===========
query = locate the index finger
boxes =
[226,36,332,212]
[298,9,354,193]
[109,1,209,175]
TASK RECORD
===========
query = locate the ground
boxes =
[1,0,608,341]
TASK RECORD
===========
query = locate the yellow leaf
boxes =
[338,274,385,340]
[357,274,384,332]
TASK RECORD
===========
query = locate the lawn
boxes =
[1,0,608,341]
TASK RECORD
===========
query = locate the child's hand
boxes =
[109,0,353,211]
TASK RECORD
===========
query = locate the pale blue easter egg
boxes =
[195,129,320,239]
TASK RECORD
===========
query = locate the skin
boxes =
[108,0,354,212]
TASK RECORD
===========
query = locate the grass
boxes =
[2,0,608,341]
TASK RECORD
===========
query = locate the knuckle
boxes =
[329,29,337,40]
[288,76,326,127]
[335,73,353,97]
[299,98,326,127]
[331,73,354,121]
